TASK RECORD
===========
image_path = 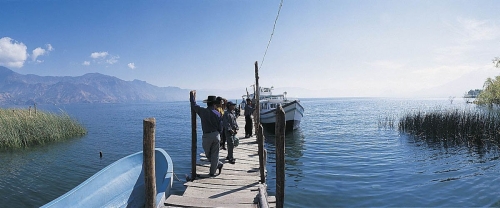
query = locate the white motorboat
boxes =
[250,87,304,131]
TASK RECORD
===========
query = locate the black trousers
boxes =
[220,130,226,147]
[245,115,253,136]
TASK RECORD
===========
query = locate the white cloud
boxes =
[0,37,28,68]
[90,51,108,59]
[89,51,119,65]
[128,62,135,69]
[457,17,500,42]
[82,61,90,66]
[434,18,500,64]
[106,55,119,64]
[46,44,54,51]
[32,47,46,61]
[31,44,54,62]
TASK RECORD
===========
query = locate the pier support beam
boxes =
[258,124,266,183]
[190,90,197,181]
[254,61,261,140]
[275,105,285,208]
[254,61,267,184]
[143,118,156,208]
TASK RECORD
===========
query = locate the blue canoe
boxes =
[42,148,173,208]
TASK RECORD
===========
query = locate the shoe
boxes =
[209,173,216,177]
[229,159,236,164]
[217,164,223,174]
[225,156,230,160]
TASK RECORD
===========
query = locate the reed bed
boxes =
[0,108,86,149]
[378,115,396,129]
[398,109,500,149]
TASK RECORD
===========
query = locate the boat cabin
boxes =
[260,94,287,112]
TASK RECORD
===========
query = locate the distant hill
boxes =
[0,66,190,104]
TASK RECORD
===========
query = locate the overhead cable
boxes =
[259,0,283,70]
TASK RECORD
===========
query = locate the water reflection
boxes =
[401,132,500,198]
[264,128,305,187]
[403,133,500,161]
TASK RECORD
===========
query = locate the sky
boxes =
[1,0,500,98]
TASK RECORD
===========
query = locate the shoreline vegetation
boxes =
[0,108,86,149]
[398,109,500,150]
[394,58,500,151]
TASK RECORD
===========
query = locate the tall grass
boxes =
[378,115,396,129]
[0,108,86,149]
[398,109,500,149]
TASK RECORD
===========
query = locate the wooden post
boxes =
[258,184,270,208]
[258,124,266,183]
[255,61,266,184]
[254,61,260,139]
[190,90,197,181]
[34,103,37,115]
[143,118,156,208]
[275,105,286,208]
[29,106,31,116]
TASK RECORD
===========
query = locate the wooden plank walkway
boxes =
[163,111,275,208]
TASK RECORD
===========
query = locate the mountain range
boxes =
[1,65,486,105]
[0,66,190,104]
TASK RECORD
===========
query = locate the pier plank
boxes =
[184,177,261,185]
[164,195,257,208]
[183,181,260,190]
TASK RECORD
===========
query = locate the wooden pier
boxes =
[163,62,285,208]
[163,111,275,208]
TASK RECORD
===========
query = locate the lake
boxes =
[1,98,499,207]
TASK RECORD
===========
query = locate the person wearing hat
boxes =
[244,98,255,138]
[190,93,224,177]
[223,101,239,164]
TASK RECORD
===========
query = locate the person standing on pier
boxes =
[216,97,227,150]
[190,95,224,176]
[223,101,239,164]
[244,98,255,138]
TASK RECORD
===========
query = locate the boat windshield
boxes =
[260,102,278,110]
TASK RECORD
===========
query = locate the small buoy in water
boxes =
[99,151,103,158]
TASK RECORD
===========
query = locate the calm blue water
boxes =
[1,98,500,207]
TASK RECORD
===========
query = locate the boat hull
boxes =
[260,100,304,131]
[42,148,173,208]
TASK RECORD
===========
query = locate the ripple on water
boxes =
[264,98,500,207]
[2,99,500,207]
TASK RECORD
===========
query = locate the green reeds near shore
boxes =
[398,109,500,149]
[0,108,86,149]
[378,115,396,129]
